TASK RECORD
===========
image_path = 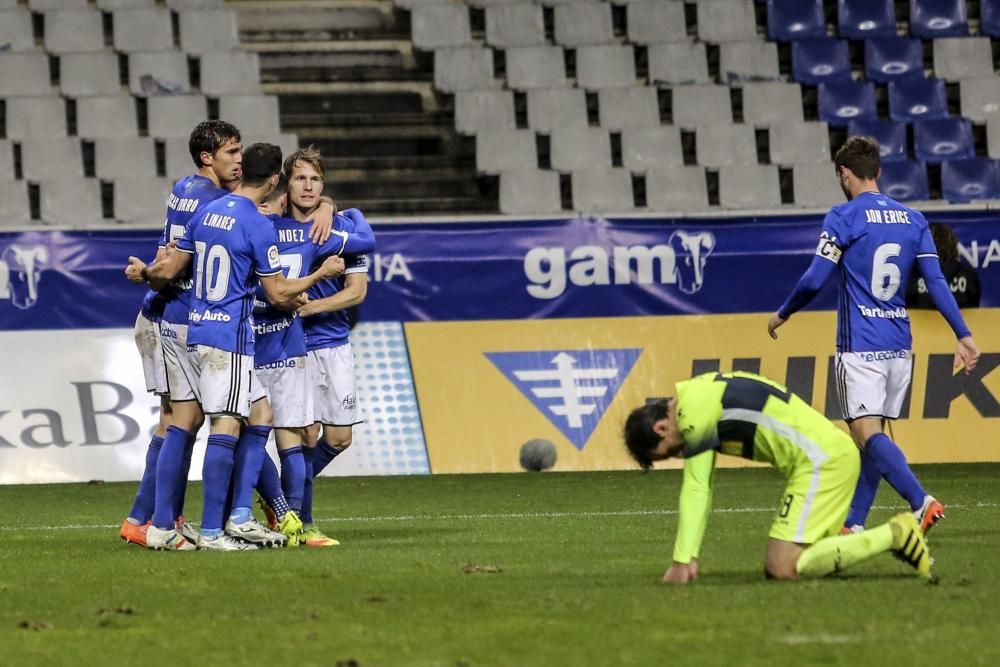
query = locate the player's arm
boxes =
[126,246,191,286]
[916,253,980,373]
[259,256,345,308]
[307,197,338,244]
[666,449,716,583]
[317,209,376,257]
[297,271,368,318]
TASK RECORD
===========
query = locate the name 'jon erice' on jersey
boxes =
[176,194,281,356]
[818,191,937,353]
[159,175,230,325]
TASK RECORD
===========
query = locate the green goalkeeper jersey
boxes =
[671,372,855,563]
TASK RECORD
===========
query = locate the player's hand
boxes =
[767,312,786,340]
[955,336,980,374]
[662,561,694,584]
[125,256,147,283]
[318,255,346,279]
[688,558,698,580]
[309,199,337,245]
[297,296,324,318]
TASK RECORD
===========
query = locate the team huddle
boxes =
[121,121,372,551]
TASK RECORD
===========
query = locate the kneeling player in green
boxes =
[623,372,932,583]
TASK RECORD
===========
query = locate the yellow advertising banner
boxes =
[406,310,1000,473]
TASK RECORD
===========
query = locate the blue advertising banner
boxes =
[2,212,999,330]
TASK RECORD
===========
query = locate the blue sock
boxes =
[845,447,881,527]
[152,426,190,529]
[312,438,344,476]
[127,435,162,523]
[865,433,926,510]
[279,446,306,512]
[229,425,272,521]
[256,455,291,518]
[301,446,315,524]
[201,434,238,532]
[172,434,195,521]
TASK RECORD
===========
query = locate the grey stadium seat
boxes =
[147,95,208,137]
[76,96,138,138]
[934,38,994,82]
[114,177,171,224]
[648,44,710,86]
[576,45,637,90]
[672,85,732,129]
[572,168,635,213]
[21,138,83,181]
[742,82,804,127]
[95,137,157,179]
[0,182,31,228]
[697,0,758,43]
[499,169,562,215]
[218,95,282,136]
[29,0,88,7]
[0,53,53,97]
[719,165,780,209]
[60,53,122,97]
[166,0,225,7]
[769,122,831,166]
[719,42,780,84]
[164,137,194,180]
[0,140,13,181]
[44,10,105,54]
[129,51,191,96]
[526,88,588,131]
[241,133,299,158]
[597,87,661,130]
[113,8,175,53]
[696,124,757,167]
[0,9,36,52]
[960,78,1000,123]
[550,127,612,171]
[411,4,471,49]
[627,1,687,45]
[793,162,844,208]
[435,47,495,92]
[506,47,567,90]
[179,10,240,54]
[646,167,710,213]
[97,0,156,7]
[454,90,515,135]
[486,4,545,47]
[200,52,262,95]
[39,179,105,226]
[554,2,614,47]
[621,127,684,172]
[476,129,538,174]
[986,118,1000,159]
[5,98,66,139]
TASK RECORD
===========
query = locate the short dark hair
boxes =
[241,143,283,187]
[188,120,241,168]
[623,399,670,470]
[835,135,881,181]
[264,173,288,205]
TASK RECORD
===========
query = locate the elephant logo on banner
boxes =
[0,243,50,309]
[669,230,715,294]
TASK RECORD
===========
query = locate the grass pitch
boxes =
[1,464,998,667]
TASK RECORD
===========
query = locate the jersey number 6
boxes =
[871,242,902,301]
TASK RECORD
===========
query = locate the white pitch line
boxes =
[1,501,996,533]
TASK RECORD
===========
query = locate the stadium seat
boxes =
[627,1,687,44]
[672,85,732,129]
[241,133,298,157]
[0,182,31,228]
[5,98,67,139]
[0,9,35,52]
[888,77,948,121]
[499,169,562,215]
[147,95,208,137]
[60,53,122,97]
[576,46,636,90]
[941,158,1000,202]
[933,38,994,81]
[698,0,758,43]
[44,10,105,54]
[128,51,191,96]
[913,117,974,163]
[411,4,472,49]
[719,165,781,209]
[199,52,262,95]
[76,96,138,138]
[0,140,13,181]
[791,39,851,86]
[435,47,495,92]
[178,10,240,54]
[113,8,174,52]
[847,118,908,161]
[114,177,171,224]
[39,179,104,226]
[550,127,612,171]
[793,163,844,208]
[719,42,780,84]
[218,95,282,136]
[553,2,614,47]
[527,89,588,131]
[164,137,194,179]
[97,0,156,7]
[597,87,661,130]
[646,167,710,212]
[960,78,1000,123]
[475,129,537,174]
[572,168,635,213]
[620,127,684,172]
[877,160,930,201]
[30,0,87,7]
[0,53,54,97]
[767,0,826,41]
[864,38,924,83]
[909,0,968,39]
[166,0,224,8]
[982,0,1000,37]
[506,47,567,90]
[648,43,711,86]
[742,82,803,127]
[485,4,545,48]
[817,80,877,126]
[769,122,831,166]
[454,90,515,134]
[838,0,896,40]
[94,137,157,179]
[984,117,1000,158]
[697,124,758,168]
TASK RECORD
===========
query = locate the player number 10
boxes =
[870,242,902,301]
[194,241,232,302]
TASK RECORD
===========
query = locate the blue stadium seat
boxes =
[877,160,929,201]
[847,118,908,162]
[838,0,896,40]
[818,80,877,126]
[941,158,1000,202]
[767,0,826,41]
[982,0,1000,37]
[864,38,924,83]
[913,117,974,163]
[909,0,968,39]
[888,77,949,121]
[792,39,851,85]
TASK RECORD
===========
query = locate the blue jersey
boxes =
[139,288,166,322]
[177,194,282,356]
[819,191,937,352]
[160,175,230,325]
[304,253,369,352]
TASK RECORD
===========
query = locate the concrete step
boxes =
[263,81,438,111]
[344,196,496,216]
[231,0,404,40]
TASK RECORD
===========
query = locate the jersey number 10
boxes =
[194,241,232,302]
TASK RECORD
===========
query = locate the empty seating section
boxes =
[941,159,1000,202]
[864,38,924,83]
[839,0,896,40]
[792,40,851,85]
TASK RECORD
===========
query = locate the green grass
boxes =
[1,464,998,666]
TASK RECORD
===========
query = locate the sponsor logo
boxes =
[857,350,910,362]
[260,358,299,370]
[856,304,909,319]
[267,245,280,270]
[486,349,642,450]
[159,326,179,340]
[189,309,232,323]
[0,243,49,310]
[253,318,293,335]
[342,392,357,411]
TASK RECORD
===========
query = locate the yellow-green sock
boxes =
[795,524,894,578]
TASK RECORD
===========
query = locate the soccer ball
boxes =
[519,439,557,472]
